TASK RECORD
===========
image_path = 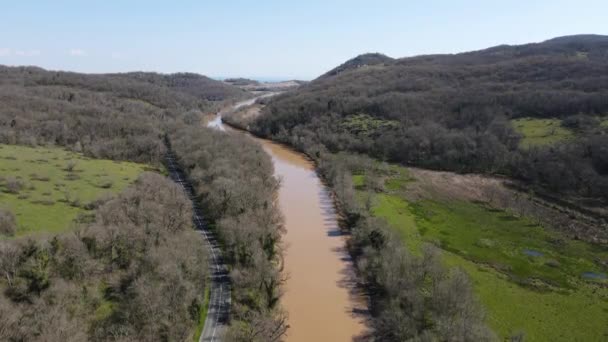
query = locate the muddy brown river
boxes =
[209,102,367,341]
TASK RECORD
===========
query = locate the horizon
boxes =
[2,33,603,82]
[1,1,607,80]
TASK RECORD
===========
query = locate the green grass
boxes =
[193,284,211,341]
[0,144,149,236]
[355,165,608,341]
[412,200,607,289]
[352,174,365,188]
[511,118,574,148]
[340,113,400,136]
[600,117,608,128]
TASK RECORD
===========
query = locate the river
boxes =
[208,99,367,341]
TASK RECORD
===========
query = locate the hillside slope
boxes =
[253,35,608,204]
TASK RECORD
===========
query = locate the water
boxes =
[523,249,544,257]
[582,272,607,280]
[209,100,368,341]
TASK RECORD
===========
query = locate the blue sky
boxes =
[0,0,606,80]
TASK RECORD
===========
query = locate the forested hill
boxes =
[0,65,249,163]
[112,71,248,101]
[253,35,608,203]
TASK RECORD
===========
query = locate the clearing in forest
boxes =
[511,117,574,148]
[0,144,149,236]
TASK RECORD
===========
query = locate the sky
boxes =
[0,0,606,80]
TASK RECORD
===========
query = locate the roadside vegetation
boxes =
[170,116,288,341]
[324,152,608,341]
[0,144,148,236]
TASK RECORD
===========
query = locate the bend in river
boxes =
[209,99,368,341]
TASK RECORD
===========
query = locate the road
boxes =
[208,92,280,131]
[165,151,230,342]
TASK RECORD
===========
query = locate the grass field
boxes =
[0,144,150,236]
[340,113,400,136]
[511,118,574,148]
[356,165,608,341]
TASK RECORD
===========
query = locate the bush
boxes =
[0,208,16,236]
[4,177,23,194]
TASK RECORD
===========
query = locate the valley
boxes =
[1,28,608,342]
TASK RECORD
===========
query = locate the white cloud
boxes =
[0,48,11,57]
[69,48,87,57]
[15,49,41,57]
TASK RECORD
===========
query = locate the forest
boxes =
[252,35,608,205]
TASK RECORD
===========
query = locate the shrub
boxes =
[0,208,16,236]
[64,160,77,172]
[4,177,23,194]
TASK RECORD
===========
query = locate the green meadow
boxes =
[0,144,150,236]
[355,166,608,341]
[511,117,574,148]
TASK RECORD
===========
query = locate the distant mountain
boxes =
[224,77,261,86]
[253,35,608,203]
[113,72,249,101]
[225,77,307,92]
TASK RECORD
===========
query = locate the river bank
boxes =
[209,101,369,341]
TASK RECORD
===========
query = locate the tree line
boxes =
[317,152,496,341]
[169,115,288,341]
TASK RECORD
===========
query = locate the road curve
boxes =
[165,151,231,342]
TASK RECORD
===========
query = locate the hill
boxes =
[321,52,394,78]
[117,72,248,101]
[252,35,608,205]
[0,65,248,163]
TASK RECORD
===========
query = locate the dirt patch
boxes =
[223,104,264,129]
[405,167,506,203]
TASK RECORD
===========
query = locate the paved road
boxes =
[165,152,230,342]
[208,92,281,131]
